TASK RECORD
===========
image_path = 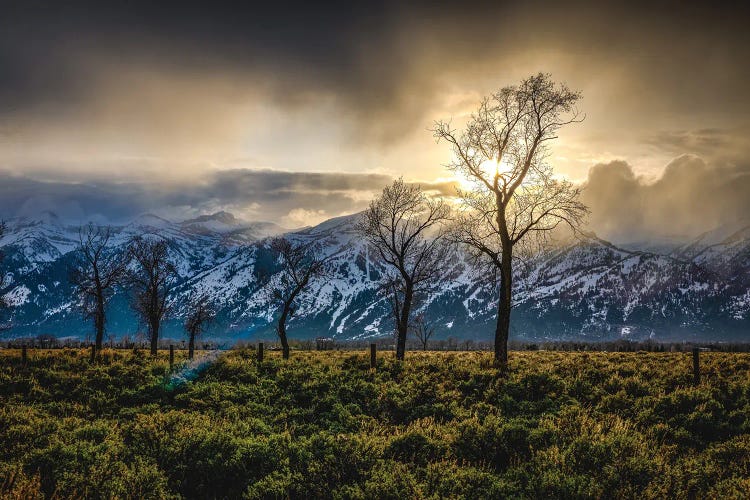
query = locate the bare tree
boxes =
[433,73,588,369]
[69,224,127,356]
[127,237,177,356]
[410,313,435,351]
[184,293,216,360]
[357,178,451,361]
[269,236,327,360]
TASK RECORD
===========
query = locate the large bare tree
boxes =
[69,224,127,356]
[184,293,216,360]
[357,178,451,361]
[127,237,177,356]
[269,236,327,359]
[433,73,588,368]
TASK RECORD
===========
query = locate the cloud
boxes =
[281,209,329,228]
[0,167,456,225]
[1,155,747,245]
[643,127,750,164]
[582,155,750,243]
[1,1,749,180]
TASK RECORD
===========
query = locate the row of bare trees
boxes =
[69,229,181,357]
[359,73,588,368]
[70,229,222,359]
[67,224,322,360]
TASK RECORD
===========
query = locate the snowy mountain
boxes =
[1,211,748,343]
[180,211,287,243]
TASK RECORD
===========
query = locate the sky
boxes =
[1,1,748,240]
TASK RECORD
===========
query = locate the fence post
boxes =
[169,344,175,371]
[21,344,27,364]
[257,342,264,363]
[370,343,377,369]
[89,344,96,363]
[692,347,700,385]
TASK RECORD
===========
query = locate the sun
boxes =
[456,156,515,190]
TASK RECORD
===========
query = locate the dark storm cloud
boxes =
[2,1,749,143]
[0,1,389,114]
[0,168,457,224]
[582,155,750,243]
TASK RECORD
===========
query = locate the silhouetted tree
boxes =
[69,224,127,356]
[270,236,327,359]
[433,73,588,369]
[127,237,177,356]
[184,294,216,360]
[357,178,451,361]
[410,313,435,351]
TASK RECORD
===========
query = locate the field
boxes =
[1,348,749,499]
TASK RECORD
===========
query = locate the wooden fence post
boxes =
[90,344,96,363]
[257,342,264,362]
[21,344,27,364]
[692,347,700,385]
[370,343,377,369]
[169,344,175,371]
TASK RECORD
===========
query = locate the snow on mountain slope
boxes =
[1,211,748,342]
[180,211,287,243]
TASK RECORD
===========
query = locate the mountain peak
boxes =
[23,210,61,226]
[131,213,173,228]
[305,212,362,234]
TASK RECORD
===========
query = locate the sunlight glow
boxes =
[457,156,514,190]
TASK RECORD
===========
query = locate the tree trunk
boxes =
[94,290,105,355]
[278,303,291,360]
[494,246,513,370]
[93,271,105,354]
[188,331,195,360]
[395,285,413,361]
[150,319,159,356]
[279,327,290,360]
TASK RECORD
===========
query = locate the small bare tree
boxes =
[410,313,435,351]
[270,236,327,360]
[433,73,588,369]
[184,293,216,360]
[127,237,177,356]
[69,224,127,356]
[357,178,451,361]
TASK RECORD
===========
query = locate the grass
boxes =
[1,348,749,499]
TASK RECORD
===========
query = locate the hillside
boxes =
[1,212,749,342]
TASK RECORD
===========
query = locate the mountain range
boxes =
[1,211,748,343]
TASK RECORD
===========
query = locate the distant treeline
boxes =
[5,335,750,353]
